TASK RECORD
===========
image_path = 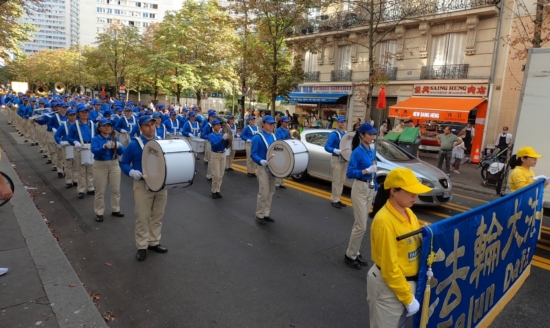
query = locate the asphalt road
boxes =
[1,116,549,328]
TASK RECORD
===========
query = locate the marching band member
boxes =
[55,109,78,188]
[208,119,229,199]
[18,97,30,142]
[28,98,39,146]
[68,104,96,199]
[120,115,169,262]
[89,100,103,123]
[164,111,182,137]
[100,97,110,113]
[115,107,137,147]
[45,102,63,171]
[34,102,54,158]
[241,115,259,178]
[48,102,69,178]
[251,115,277,225]
[183,111,200,159]
[202,110,216,180]
[324,116,348,209]
[274,116,291,188]
[91,119,125,222]
[192,106,203,124]
[344,122,377,270]
[153,112,166,139]
[225,115,238,171]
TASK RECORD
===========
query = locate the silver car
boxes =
[292,129,453,206]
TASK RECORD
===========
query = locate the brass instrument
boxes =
[35,85,48,97]
[9,103,18,111]
[54,82,66,94]
[222,120,234,147]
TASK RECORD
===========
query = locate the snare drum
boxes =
[339,132,356,162]
[65,145,75,160]
[142,139,195,192]
[267,140,309,178]
[80,144,94,166]
[191,137,205,153]
[232,138,245,150]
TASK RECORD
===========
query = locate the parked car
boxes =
[419,122,466,152]
[293,129,453,206]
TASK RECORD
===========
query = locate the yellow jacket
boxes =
[509,166,536,192]
[370,201,421,305]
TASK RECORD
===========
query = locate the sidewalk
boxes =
[0,149,107,328]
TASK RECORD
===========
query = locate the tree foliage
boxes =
[0,0,41,60]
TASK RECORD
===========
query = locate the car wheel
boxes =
[291,170,308,182]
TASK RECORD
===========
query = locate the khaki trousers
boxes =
[245,141,257,174]
[133,180,168,249]
[205,141,212,178]
[38,125,47,153]
[346,180,375,259]
[29,122,37,143]
[225,149,236,169]
[255,166,276,218]
[47,133,57,165]
[7,109,13,123]
[22,119,30,140]
[330,156,348,203]
[55,146,64,173]
[93,160,121,215]
[64,154,78,184]
[210,152,226,193]
[275,177,285,187]
[75,149,94,193]
[367,265,417,328]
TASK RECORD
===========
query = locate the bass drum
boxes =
[339,131,356,162]
[267,140,309,178]
[142,139,195,192]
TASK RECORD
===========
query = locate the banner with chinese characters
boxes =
[414,180,545,328]
[413,84,488,97]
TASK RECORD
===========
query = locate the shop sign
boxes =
[294,86,352,94]
[412,84,488,97]
[296,103,318,107]
[389,108,469,123]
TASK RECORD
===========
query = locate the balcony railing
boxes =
[420,64,469,79]
[331,70,353,82]
[294,0,498,36]
[304,71,320,82]
[374,67,398,81]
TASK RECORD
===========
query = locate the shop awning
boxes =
[388,97,486,123]
[276,93,349,103]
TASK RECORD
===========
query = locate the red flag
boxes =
[376,87,387,110]
[101,88,106,98]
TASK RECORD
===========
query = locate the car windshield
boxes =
[375,138,413,161]
[305,132,329,146]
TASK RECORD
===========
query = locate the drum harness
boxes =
[155,124,166,140]
[61,120,75,159]
[123,116,135,133]
[187,120,200,137]
[258,132,277,175]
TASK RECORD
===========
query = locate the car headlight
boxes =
[417,177,435,188]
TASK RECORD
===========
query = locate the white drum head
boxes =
[267,140,308,178]
[142,139,194,192]
[339,132,355,162]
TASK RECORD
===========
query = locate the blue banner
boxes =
[414,180,545,328]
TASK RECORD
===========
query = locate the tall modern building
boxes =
[20,0,80,54]
[79,0,180,46]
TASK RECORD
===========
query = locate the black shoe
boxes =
[46,160,52,164]
[216,192,223,198]
[87,190,95,195]
[57,172,64,178]
[279,185,287,189]
[264,216,275,222]
[31,143,36,146]
[73,182,77,186]
[148,244,168,253]
[338,201,347,208]
[255,216,266,225]
[344,255,361,270]
[66,183,72,188]
[78,193,84,199]
[331,202,342,209]
[252,173,257,177]
[24,140,28,143]
[96,215,104,222]
[226,167,234,171]
[136,249,147,261]
[211,192,218,199]
[51,167,57,171]
[40,150,43,153]
[43,155,48,158]
[206,177,212,181]
[247,173,255,178]
[204,161,208,165]
[356,255,368,266]
[111,211,124,217]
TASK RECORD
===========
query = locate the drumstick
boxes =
[266,154,275,163]
[342,147,350,151]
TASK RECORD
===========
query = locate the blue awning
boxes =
[276,93,349,103]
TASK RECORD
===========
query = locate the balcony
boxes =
[420,64,469,79]
[294,0,498,36]
[331,70,353,82]
[304,71,320,82]
[374,67,398,81]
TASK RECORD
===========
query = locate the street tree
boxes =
[0,0,41,60]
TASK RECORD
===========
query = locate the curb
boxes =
[0,149,108,328]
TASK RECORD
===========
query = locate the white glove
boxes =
[60,141,69,146]
[120,129,127,134]
[166,132,171,135]
[52,128,57,134]
[246,139,251,143]
[365,164,377,174]
[534,175,548,181]
[333,149,342,155]
[236,133,240,138]
[222,133,229,140]
[116,141,122,148]
[129,169,143,180]
[406,296,420,317]
[104,141,112,149]
[260,160,268,166]
[74,141,82,149]
[197,132,201,138]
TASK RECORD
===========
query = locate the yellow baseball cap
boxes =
[385,168,433,195]
[517,146,543,158]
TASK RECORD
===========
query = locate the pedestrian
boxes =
[369,115,375,127]
[275,116,291,188]
[344,122,377,269]
[68,104,96,199]
[324,116,348,209]
[379,121,388,137]
[495,126,513,161]
[241,115,259,177]
[208,119,229,199]
[352,118,361,131]
[436,126,462,176]
[91,119,125,222]
[392,119,405,133]
[509,146,549,192]
[251,115,278,225]
[120,115,169,262]
[451,131,466,174]
[462,122,475,154]
[367,167,433,328]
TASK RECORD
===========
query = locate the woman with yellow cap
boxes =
[366,167,433,328]
[509,146,549,192]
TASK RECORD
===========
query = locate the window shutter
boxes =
[338,45,351,71]
[446,32,466,65]
[379,40,397,68]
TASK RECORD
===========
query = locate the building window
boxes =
[152,4,157,9]
[106,8,112,14]
[378,40,396,68]
[143,12,148,18]
[337,45,351,71]
[150,13,155,19]
[135,1,141,7]
[303,51,318,73]
[430,32,467,66]
[114,9,120,14]
[129,21,134,26]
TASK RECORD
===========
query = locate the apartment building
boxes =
[287,0,519,155]
[20,0,80,54]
